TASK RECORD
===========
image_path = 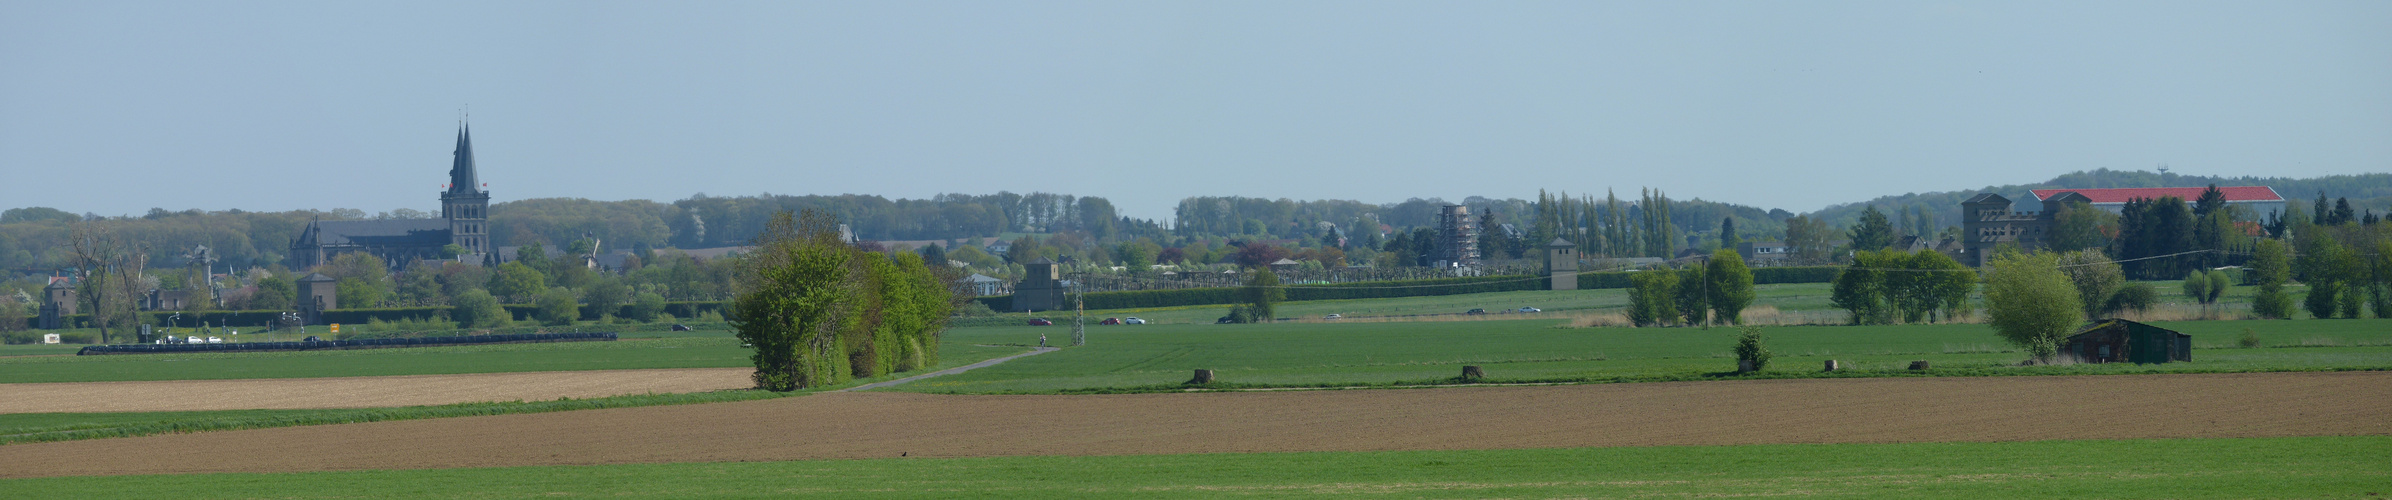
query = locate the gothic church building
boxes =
[290,125,493,269]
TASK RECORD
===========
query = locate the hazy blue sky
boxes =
[4,1,2386,221]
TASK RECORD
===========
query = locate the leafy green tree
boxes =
[628,291,668,322]
[1848,206,1895,253]
[918,243,948,268]
[1242,268,1284,322]
[2205,269,2231,305]
[251,273,296,311]
[1718,217,1741,255]
[2183,270,2213,305]
[1627,270,1679,327]
[735,209,858,391]
[583,278,630,319]
[1705,249,1754,325]
[2301,239,2352,319]
[2049,201,2113,253]
[1674,265,1709,326]
[2056,249,2123,320]
[1983,251,2084,363]
[2250,239,2294,319]
[335,277,384,308]
[514,243,551,275]
[450,288,507,328]
[1830,251,1889,325]
[534,287,580,326]
[486,261,545,303]
[440,244,467,259]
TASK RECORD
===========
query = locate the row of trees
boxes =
[1623,250,1755,327]
[736,209,963,391]
[1827,249,1976,325]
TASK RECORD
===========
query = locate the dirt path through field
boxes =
[0,368,755,413]
[4,371,2386,478]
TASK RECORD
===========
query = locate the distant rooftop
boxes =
[2029,187,2282,204]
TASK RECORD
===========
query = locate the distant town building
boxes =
[1435,205,1479,266]
[289,124,493,270]
[1010,258,1066,312]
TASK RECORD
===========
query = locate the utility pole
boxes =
[1071,273,1086,346]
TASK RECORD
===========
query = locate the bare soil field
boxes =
[3,371,2387,478]
[0,368,753,413]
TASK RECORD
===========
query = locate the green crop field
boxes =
[4,436,2382,498]
[905,318,2392,393]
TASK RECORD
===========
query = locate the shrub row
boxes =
[1575,266,1840,289]
[76,332,616,355]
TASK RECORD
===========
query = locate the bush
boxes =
[451,289,508,329]
[627,292,667,323]
[534,287,581,326]
[2104,282,2158,315]
[2239,328,2261,348]
[1733,327,1771,372]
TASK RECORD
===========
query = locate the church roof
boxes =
[447,124,483,195]
[303,219,452,247]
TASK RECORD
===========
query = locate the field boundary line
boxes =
[837,347,1056,392]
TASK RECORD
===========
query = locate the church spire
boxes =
[448,123,481,194]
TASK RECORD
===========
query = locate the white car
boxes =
[1122,317,1146,325]
[187,336,203,344]
[1516,307,1541,313]
[1324,314,1343,320]
[206,336,223,344]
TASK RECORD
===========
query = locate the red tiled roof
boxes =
[2030,186,2282,204]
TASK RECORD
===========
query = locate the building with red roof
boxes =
[2028,186,2286,219]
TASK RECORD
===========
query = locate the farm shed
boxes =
[2063,319,2191,364]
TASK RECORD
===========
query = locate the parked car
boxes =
[1028,318,1054,326]
[187,336,203,343]
[1216,316,1236,324]
[1516,307,1541,313]
[1122,317,1146,325]
[671,324,694,331]
[1324,314,1343,320]
[1099,318,1122,325]
[1465,308,1486,315]
[206,336,223,344]
[303,336,323,342]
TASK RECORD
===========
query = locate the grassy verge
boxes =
[0,336,755,383]
[2,436,2383,498]
[0,342,1029,445]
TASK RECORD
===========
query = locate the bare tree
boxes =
[68,221,148,343]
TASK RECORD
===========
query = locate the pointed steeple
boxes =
[448,124,481,194]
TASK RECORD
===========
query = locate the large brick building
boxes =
[289,125,493,270]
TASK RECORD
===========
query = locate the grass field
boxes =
[0,335,756,383]
[3,436,2381,498]
[906,318,2392,393]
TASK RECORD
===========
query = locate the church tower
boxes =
[441,124,491,258]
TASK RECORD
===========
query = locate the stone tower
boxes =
[441,124,491,258]
[1544,238,1578,291]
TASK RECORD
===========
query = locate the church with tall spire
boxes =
[289,123,495,270]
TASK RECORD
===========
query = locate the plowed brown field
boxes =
[4,371,2386,478]
[0,368,753,413]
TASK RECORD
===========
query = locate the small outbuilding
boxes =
[2063,319,2191,364]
